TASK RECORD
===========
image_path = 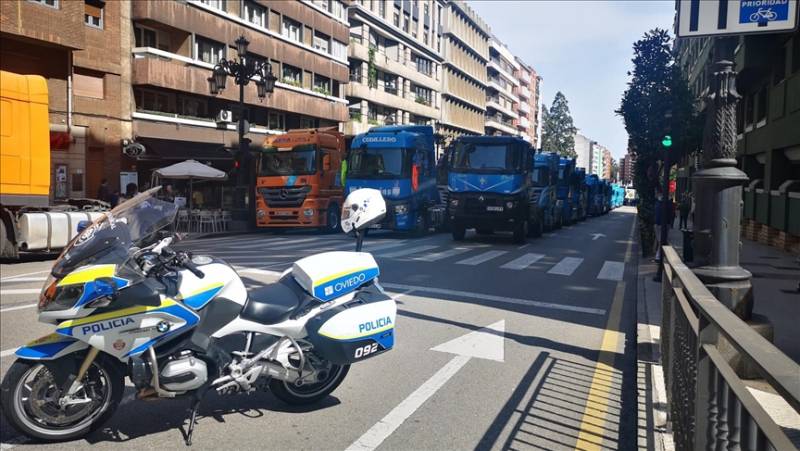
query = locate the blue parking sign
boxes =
[739,0,791,24]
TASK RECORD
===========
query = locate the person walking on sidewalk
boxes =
[679,195,691,229]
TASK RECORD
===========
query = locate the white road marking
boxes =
[500,253,545,270]
[591,233,606,240]
[381,282,605,315]
[0,270,48,282]
[0,289,40,295]
[412,247,470,262]
[361,241,408,252]
[346,321,505,451]
[547,257,584,276]
[0,303,37,313]
[0,277,47,283]
[456,250,507,266]
[597,261,625,281]
[378,245,438,258]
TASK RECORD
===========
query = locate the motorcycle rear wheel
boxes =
[0,355,124,442]
[270,363,349,405]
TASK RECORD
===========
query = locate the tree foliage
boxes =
[617,29,700,257]
[541,92,578,157]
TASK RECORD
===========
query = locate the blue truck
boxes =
[345,125,442,233]
[574,167,588,221]
[531,151,561,232]
[557,157,578,225]
[447,135,538,243]
[586,174,603,216]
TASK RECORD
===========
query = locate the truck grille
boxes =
[530,188,543,204]
[464,196,503,215]
[259,186,311,208]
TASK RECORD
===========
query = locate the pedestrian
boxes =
[679,196,691,229]
[125,183,139,199]
[96,179,110,203]
[109,190,120,207]
[163,184,175,202]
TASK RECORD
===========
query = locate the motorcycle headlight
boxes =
[394,204,409,215]
[37,273,57,311]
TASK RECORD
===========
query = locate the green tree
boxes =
[617,29,699,257]
[540,92,578,157]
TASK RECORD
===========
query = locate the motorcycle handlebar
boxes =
[178,252,205,279]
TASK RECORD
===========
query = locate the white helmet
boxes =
[341,188,387,234]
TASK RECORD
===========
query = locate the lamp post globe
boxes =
[212,66,227,93]
[235,35,249,59]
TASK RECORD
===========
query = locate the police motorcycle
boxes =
[0,186,395,444]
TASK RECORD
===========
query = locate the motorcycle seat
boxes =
[241,277,307,325]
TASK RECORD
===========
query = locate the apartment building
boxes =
[484,36,520,138]
[345,0,444,137]
[515,58,538,145]
[602,148,613,181]
[591,142,607,176]
[129,0,349,176]
[1,0,132,200]
[438,0,490,146]
[573,133,595,173]
[620,151,635,186]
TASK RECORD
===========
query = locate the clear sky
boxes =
[469,0,675,160]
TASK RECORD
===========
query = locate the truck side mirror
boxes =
[322,154,331,171]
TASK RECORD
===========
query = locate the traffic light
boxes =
[662,135,672,149]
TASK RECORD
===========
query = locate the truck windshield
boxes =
[348,147,411,179]
[531,167,549,187]
[450,143,522,173]
[260,144,317,176]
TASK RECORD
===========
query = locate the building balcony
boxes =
[485,117,518,135]
[345,82,439,119]
[518,101,531,114]
[131,48,348,122]
[518,85,531,100]
[488,58,520,87]
[518,70,531,84]
[485,97,518,120]
[518,116,531,129]
[349,41,440,91]
[488,77,517,100]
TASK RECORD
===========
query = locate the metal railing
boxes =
[661,246,799,450]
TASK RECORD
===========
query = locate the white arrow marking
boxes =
[592,233,606,240]
[346,321,505,451]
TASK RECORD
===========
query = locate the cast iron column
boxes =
[691,40,752,319]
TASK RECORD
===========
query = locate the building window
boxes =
[331,39,347,59]
[244,0,266,27]
[313,74,331,95]
[84,0,103,29]
[403,13,410,32]
[268,112,285,130]
[393,10,400,27]
[423,31,428,46]
[301,117,316,128]
[134,88,172,113]
[282,16,302,42]
[330,0,345,21]
[424,3,429,22]
[313,31,330,53]
[368,104,378,122]
[414,85,432,105]
[73,70,104,99]
[134,25,158,48]
[755,86,767,126]
[378,0,385,18]
[349,62,362,82]
[195,36,225,65]
[412,18,418,39]
[384,74,398,95]
[180,97,208,118]
[282,64,302,86]
[774,45,786,85]
[199,0,225,11]
[27,0,58,8]
[413,54,432,76]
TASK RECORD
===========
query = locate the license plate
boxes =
[486,206,504,212]
[274,211,293,217]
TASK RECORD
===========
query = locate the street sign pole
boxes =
[654,135,672,282]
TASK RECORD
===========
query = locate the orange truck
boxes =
[255,128,345,232]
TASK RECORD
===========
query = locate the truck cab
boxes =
[447,136,536,243]
[557,157,578,225]
[574,168,588,221]
[531,151,560,232]
[585,174,602,216]
[256,128,344,232]
[345,125,440,233]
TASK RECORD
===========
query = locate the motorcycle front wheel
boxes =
[270,363,349,405]
[0,354,124,442]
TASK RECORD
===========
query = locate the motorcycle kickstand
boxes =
[185,388,209,446]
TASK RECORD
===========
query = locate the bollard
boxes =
[682,229,693,262]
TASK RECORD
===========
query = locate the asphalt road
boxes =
[0,206,640,450]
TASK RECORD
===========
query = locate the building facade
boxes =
[515,58,539,145]
[675,30,800,253]
[1,0,132,200]
[619,152,635,186]
[484,36,519,137]
[345,0,444,137]
[602,148,613,181]
[573,133,595,173]
[438,0,490,145]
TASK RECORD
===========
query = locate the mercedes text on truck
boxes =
[256,128,345,232]
[0,70,106,259]
[447,136,539,243]
[345,125,442,234]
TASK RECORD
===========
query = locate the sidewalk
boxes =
[636,225,800,450]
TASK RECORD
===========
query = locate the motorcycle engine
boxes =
[160,350,208,392]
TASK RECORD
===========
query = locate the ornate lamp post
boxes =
[208,35,277,220]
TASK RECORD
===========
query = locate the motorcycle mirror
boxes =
[77,220,91,233]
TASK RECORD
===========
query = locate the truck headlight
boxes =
[506,201,515,209]
[449,198,459,207]
[394,204,409,215]
[257,209,266,218]
[304,208,314,216]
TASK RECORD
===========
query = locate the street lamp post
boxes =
[208,35,277,222]
[654,116,672,282]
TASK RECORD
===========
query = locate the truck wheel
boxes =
[451,224,466,241]
[324,204,340,234]
[0,218,16,259]
[528,219,542,238]
[413,212,429,237]
[513,220,528,244]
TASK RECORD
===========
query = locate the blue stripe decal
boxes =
[182,286,223,310]
[16,340,76,359]
[125,304,200,357]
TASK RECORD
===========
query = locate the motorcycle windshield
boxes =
[51,186,179,278]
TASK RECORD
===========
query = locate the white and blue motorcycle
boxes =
[0,187,395,444]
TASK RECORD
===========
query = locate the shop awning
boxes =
[135,137,233,161]
[154,160,227,181]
